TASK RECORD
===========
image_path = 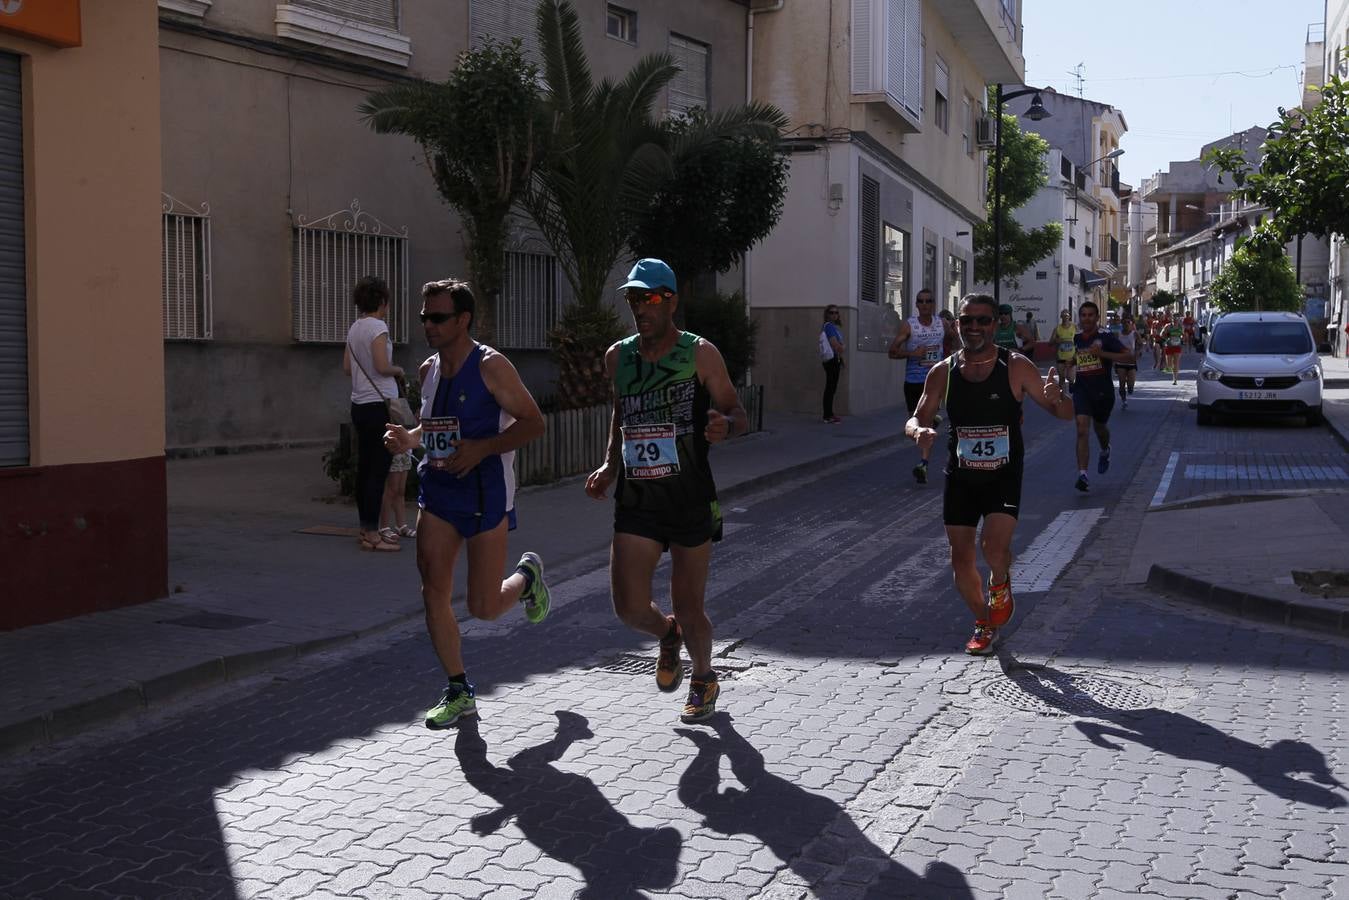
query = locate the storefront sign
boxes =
[0,0,81,49]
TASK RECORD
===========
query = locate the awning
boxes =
[1079,269,1109,289]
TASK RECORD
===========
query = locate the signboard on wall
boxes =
[0,0,81,49]
[1008,293,1054,340]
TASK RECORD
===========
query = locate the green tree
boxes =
[680,290,757,386]
[974,98,1063,285]
[1207,240,1302,313]
[629,107,790,296]
[1203,76,1349,248]
[525,0,785,408]
[1149,288,1179,309]
[360,39,542,344]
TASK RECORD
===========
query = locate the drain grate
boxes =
[159,612,266,631]
[591,653,753,678]
[982,669,1157,718]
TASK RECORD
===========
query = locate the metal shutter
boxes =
[0,53,25,467]
[291,0,399,30]
[851,0,874,93]
[859,175,880,304]
[668,35,708,116]
[469,0,539,61]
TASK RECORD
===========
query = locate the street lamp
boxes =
[992,85,1051,305]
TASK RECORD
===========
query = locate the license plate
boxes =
[1238,391,1277,400]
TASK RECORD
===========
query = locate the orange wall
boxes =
[15,0,162,467]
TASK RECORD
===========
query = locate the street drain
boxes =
[982,669,1158,718]
[591,653,752,678]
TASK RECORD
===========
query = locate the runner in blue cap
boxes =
[585,258,747,723]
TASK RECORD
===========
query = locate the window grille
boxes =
[859,175,880,303]
[669,34,709,116]
[496,250,567,350]
[470,0,540,60]
[292,200,408,344]
[290,0,399,30]
[162,194,212,340]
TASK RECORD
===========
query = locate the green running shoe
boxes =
[517,552,550,624]
[425,682,477,729]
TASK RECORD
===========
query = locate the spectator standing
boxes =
[820,306,845,423]
[343,276,404,552]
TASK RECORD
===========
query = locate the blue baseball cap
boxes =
[619,258,677,293]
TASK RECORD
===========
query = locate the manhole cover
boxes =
[981,669,1157,718]
[159,612,266,631]
[591,653,751,678]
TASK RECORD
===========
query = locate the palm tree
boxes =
[359,40,542,344]
[526,0,786,408]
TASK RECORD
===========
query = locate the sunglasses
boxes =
[916,298,935,304]
[419,311,458,324]
[958,314,994,327]
[626,289,672,306]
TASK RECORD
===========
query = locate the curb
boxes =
[0,608,424,758]
[1,430,903,759]
[1145,564,1348,634]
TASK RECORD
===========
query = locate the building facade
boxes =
[745,0,1022,416]
[1314,2,1349,355]
[158,0,749,452]
[2,1,166,629]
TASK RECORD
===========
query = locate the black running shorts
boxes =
[942,469,1022,527]
[904,381,924,416]
[1071,380,1115,423]
[614,502,723,551]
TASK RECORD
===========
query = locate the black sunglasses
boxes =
[958,314,994,327]
[916,297,935,304]
[419,311,457,324]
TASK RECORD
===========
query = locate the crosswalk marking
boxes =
[1013,508,1106,593]
[1184,463,1348,481]
[1151,451,1180,507]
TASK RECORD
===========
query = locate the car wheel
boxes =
[1306,406,1323,427]
[1197,407,1214,426]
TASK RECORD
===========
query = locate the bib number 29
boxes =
[634,441,661,462]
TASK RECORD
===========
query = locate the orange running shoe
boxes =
[965,620,996,656]
[656,616,684,692]
[987,577,1014,628]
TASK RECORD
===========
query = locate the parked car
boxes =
[1196,311,1322,426]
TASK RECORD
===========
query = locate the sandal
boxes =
[378,527,401,544]
[360,532,401,552]
[398,524,417,538]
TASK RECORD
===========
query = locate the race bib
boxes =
[955,425,1010,471]
[921,346,942,365]
[1058,340,1075,354]
[1075,350,1102,374]
[421,416,461,469]
[622,423,680,480]
[1166,333,1183,348]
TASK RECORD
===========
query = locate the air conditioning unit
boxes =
[975,116,995,147]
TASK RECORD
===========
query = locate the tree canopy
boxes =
[1207,239,1302,313]
[973,98,1063,285]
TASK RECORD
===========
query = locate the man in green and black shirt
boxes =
[585,259,747,724]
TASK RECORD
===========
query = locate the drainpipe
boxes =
[744,0,785,389]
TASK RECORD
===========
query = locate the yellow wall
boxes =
[13,0,163,466]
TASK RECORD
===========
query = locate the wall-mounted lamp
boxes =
[956,230,970,237]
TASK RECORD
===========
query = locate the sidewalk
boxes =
[1127,357,1349,632]
[0,407,906,756]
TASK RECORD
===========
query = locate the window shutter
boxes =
[883,0,902,103]
[851,0,874,93]
[859,175,880,304]
[471,0,539,60]
[668,35,708,116]
[935,55,949,99]
[291,0,399,30]
[903,0,922,117]
[0,52,25,467]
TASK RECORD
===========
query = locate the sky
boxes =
[1021,0,1327,188]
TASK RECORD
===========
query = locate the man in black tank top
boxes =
[905,294,1075,656]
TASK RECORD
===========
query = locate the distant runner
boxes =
[888,288,945,484]
[1070,300,1132,492]
[906,293,1075,656]
[994,304,1021,350]
[1115,316,1140,409]
[1052,310,1078,386]
[1162,317,1186,384]
[585,259,747,724]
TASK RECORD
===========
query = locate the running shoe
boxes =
[680,678,720,723]
[913,462,928,485]
[1120,395,1128,410]
[1097,447,1110,475]
[1075,474,1090,492]
[987,578,1014,628]
[516,552,550,624]
[965,621,996,656]
[425,681,477,729]
[656,616,684,693]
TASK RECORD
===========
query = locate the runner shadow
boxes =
[996,651,1346,809]
[675,714,971,899]
[454,711,681,900]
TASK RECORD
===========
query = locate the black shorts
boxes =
[904,381,924,415]
[1071,380,1115,423]
[614,502,723,551]
[942,468,1022,527]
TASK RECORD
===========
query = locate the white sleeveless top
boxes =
[905,316,946,383]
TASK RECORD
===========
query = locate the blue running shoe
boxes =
[1097,447,1110,475]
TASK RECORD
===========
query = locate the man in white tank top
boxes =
[888,289,947,484]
